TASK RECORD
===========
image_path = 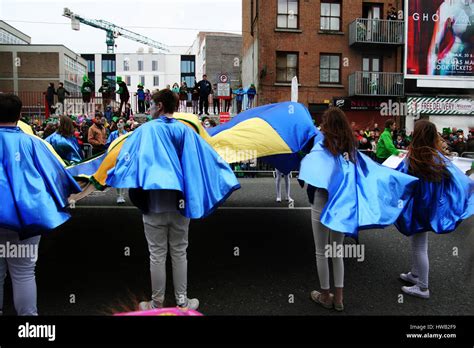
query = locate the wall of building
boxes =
[0,45,86,94]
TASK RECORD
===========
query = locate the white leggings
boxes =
[0,229,40,316]
[311,189,344,290]
[275,169,291,200]
[410,232,429,289]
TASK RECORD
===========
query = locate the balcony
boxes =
[348,71,404,97]
[349,18,404,47]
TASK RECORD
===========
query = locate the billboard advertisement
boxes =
[406,0,474,78]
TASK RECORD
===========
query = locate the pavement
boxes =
[2,178,473,316]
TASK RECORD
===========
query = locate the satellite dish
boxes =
[113,30,120,38]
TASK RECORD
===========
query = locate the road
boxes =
[2,178,473,316]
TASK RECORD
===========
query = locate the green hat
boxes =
[117,76,123,83]
[112,116,119,123]
[137,83,144,88]
[83,74,88,82]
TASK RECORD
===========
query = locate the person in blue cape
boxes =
[106,117,128,204]
[0,94,81,316]
[298,107,418,312]
[106,117,128,149]
[106,89,240,311]
[45,115,83,165]
[394,120,474,300]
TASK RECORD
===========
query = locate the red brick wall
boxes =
[243,0,403,106]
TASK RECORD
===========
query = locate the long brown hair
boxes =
[57,115,75,137]
[408,120,449,182]
[321,107,357,162]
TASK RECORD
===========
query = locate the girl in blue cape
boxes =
[45,115,83,165]
[106,89,240,311]
[395,120,474,299]
[0,94,80,315]
[298,108,418,311]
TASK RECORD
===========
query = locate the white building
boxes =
[81,47,196,112]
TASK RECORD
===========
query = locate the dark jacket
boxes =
[46,86,55,102]
[56,87,70,101]
[196,79,212,97]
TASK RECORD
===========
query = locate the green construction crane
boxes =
[63,8,170,53]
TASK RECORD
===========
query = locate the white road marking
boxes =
[74,206,311,211]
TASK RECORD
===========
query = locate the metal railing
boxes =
[6,91,120,118]
[348,71,404,97]
[349,18,404,46]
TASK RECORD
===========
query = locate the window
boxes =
[139,75,145,86]
[320,54,341,84]
[277,0,298,29]
[138,60,144,71]
[152,60,158,71]
[320,1,341,31]
[276,52,298,83]
[102,56,116,73]
[123,59,130,71]
[181,60,195,74]
[86,60,95,73]
[153,75,159,86]
[125,76,131,86]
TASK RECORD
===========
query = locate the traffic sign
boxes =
[218,74,229,83]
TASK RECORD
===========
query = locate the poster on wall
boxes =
[406,0,474,78]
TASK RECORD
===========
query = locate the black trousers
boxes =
[213,99,220,114]
[138,100,145,113]
[199,96,209,115]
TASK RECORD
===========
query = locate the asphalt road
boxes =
[2,178,473,316]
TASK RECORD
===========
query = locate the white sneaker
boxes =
[139,300,163,311]
[276,198,282,203]
[401,285,430,299]
[116,196,126,205]
[287,197,294,203]
[400,272,419,285]
[178,298,199,311]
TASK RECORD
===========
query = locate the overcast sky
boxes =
[0,0,242,54]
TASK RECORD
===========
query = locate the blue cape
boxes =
[395,156,474,236]
[0,127,81,239]
[208,102,317,174]
[298,133,419,236]
[106,130,128,148]
[106,117,240,219]
[45,132,83,164]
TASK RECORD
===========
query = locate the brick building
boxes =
[242,0,405,128]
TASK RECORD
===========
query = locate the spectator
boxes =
[145,89,152,112]
[247,84,257,109]
[224,87,233,113]
[212,84,220,115]
[394,134,407,150]
[196,74,212,116]
[56,82,70,111]
[235,86,245,114]
[376,119,403,163]
[99,79,114,112]
[45,83,56,115]
[116,76,130,115]
[172,83,180,94]
[191,83,200,115]
[136,83,146,114]
[179,82,188,112]
[88,113,107,155]
[80,75,94,103]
